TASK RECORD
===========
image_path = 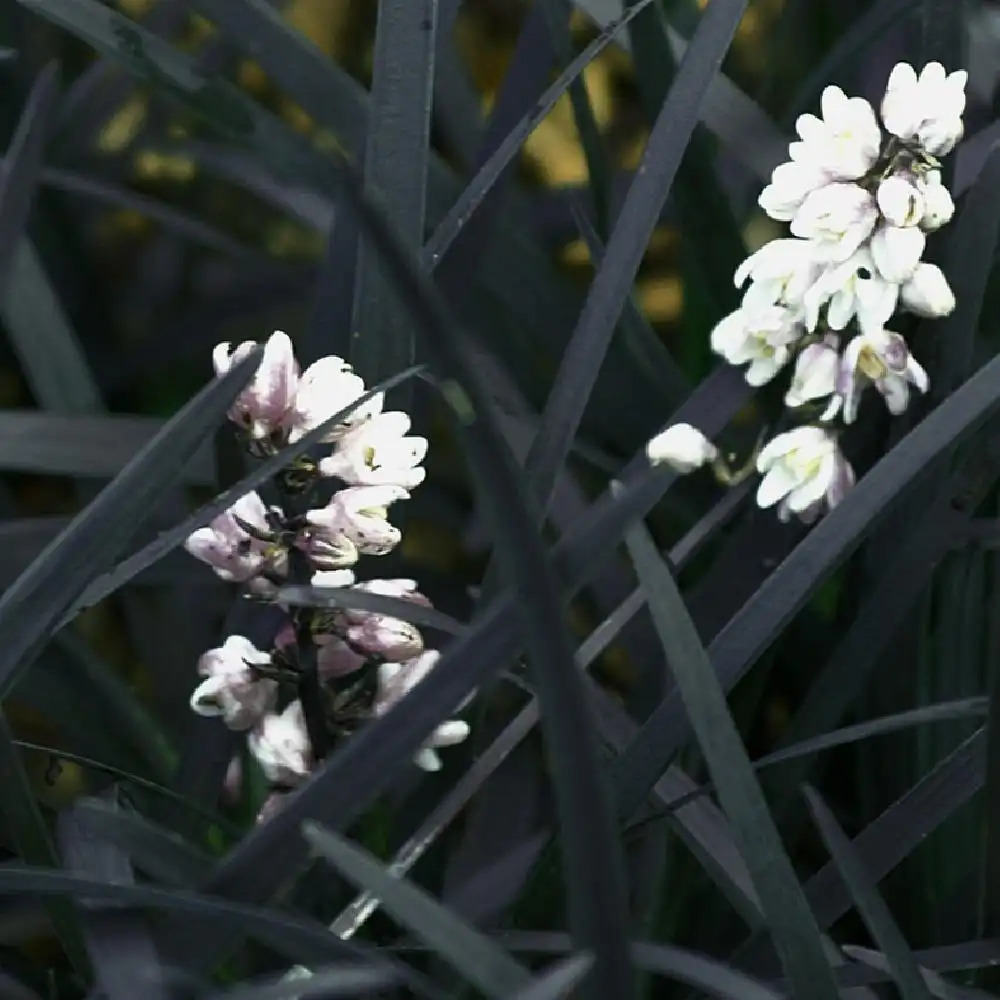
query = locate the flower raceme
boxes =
[185,332,468,810]
[646,61,965,525]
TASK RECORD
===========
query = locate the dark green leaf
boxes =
[204,966,397,1000]
[623,519,837,1000]
[0,712,90,977]
[803,786,933,1000]
[0,867,406,972]
[0,411,213,481]
[349,0,436,393]
[304,822,531,998]
[935,144,1000,395]
[0,347,261,699]
[0,62,58,291]
[58,801,169,1000]
[275,585,464,634]
[508,956,594,1000]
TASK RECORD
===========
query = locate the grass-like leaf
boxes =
[0,62,58,290]
[204,966,398,1000]
[325,487,755,939]
[623,518,838,1000]
[614,349,1000,822]
[516,0,751,516]
[0,712,90,978]
[275,585,464,634]
[0,867,409,975]
[934,145,1000,396]
[65,366,422,619]
[508,955,594,1000]
[349,0,436,392]
[572,0,789,181]
[805,728,986,930]
[803,786,933,1000]
[57,801,169,1000]
[325,125,637,998]
[71,798,215,886]
[0,412,212,482]
[0,347,261,699]
[304,822,531,998]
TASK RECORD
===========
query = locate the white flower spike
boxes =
[756,426,854,523]
[646,423,718,474]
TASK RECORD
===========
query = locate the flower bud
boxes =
[785,336,840,409]
[876,175,925,227]
[919,176,955,231]
[646,423,718,474]
[901,263,956,317]
[870,224,926,283]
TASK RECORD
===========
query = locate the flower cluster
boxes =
[185,332,468,816]
[647,62,965,523]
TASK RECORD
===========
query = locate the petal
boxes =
[756,465,798,508]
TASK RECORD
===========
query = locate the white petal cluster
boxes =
[647,61,966,525]
[756,427,855,523]
[186,332,468,805]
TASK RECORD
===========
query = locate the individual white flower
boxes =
[870,224,926,283]
[646,423,718,474]
[790,85,882,179]
[876,175,925,227]
[791,182,878,262]
[184,491,282,583]
[734,238,825,312]
[306,484,409,556]
[881,61,967,156]
[287,356,383,444]
[756,426,854,523]
[784,335,841,409]
[832,328,929,423]
[710,304,803,385]
[917,170,955,230]
[248,701,313,786]
[803,249,899,335]
[759,161,831,221]
[212,331,299,440]
[190,636,277,730]
[345,613,424,662]
[374,651,470,771]
[319,412,427,489]
[900,262,956,317]
[297,530,360,571]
